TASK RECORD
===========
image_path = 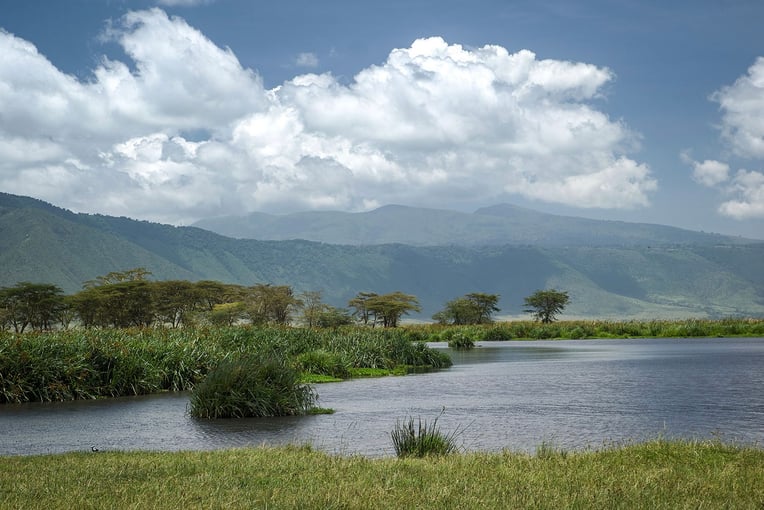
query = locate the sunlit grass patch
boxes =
[2,439,762,509]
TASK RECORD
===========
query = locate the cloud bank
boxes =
[685,58,764,219]
[0,9,654,224]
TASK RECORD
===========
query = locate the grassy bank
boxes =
[1,440,762,509]
[0,327,451,404]
[415,317,764,342]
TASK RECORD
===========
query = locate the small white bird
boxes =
[91,446,100,452]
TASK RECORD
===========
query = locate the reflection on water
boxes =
[1,338,763,457]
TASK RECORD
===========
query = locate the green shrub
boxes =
[189,354,316,419]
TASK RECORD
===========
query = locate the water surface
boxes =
[1,338,762,457]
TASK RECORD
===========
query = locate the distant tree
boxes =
[151,280,198,328]
[245,284,303,325]
[0,282,66,332]
[314,306,353,328]
[365,291,421,328]
[348,291,378,326]
[193,281,243,311]
[465,293,501,323]
[72,280,154,328]
[56,295,77,330]
[298,290,352,328]
[300,290,325,328]
[209,302,247,326]
[523,289,570,323]
[83,267,152,288]
[433,292,500,325]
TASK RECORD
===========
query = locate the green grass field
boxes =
[1,440,762,509]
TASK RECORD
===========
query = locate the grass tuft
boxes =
[390,409,461,458]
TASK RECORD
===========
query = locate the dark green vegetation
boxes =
[390,412,462,457]
[193,202,756,247]
[0,327,451,404]
[1,441,763,509]
[189,355,316,418]
[2,192,763,318]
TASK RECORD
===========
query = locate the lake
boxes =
[1,338,763,457]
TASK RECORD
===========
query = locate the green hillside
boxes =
[193,203,755,247]
[1,193,763,319]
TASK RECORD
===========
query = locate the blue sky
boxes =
[1,0,763,238]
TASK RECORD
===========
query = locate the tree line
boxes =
[0,268,569,332]
[0,269,423,332]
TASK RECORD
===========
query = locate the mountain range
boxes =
[193,203,755,247]
[1,192,763,319]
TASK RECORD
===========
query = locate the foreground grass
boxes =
[1,440,762,509]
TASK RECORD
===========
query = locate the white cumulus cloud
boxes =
[0,11,655,224]
[688,158,731,187]
[719,170,764,219]
[713,57,764,159]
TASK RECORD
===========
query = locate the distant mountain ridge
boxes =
[192,203,753,246]
[1,192,763,319]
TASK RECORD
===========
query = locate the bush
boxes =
[189,354,316,419]
[390,412,460,458]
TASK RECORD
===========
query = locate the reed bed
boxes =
[0,326,451,404]
[1,440,762,509]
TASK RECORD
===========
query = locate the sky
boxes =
[1,0,763,239]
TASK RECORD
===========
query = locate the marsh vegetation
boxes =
[0,326,451,405]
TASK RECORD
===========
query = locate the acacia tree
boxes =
[523,289,570,323]
[300,290,325,328]
[433,292,500,325]
[151,280,199,328]
[300,290,353,328]
[348,291,378,325]
[0,282,66,332]
[75,280,155,328]
[365,291,421,328]
[245,284,303,325]
[83,267,152,288]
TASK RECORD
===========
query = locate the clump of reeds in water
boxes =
[447,333,475,350]
[390,410,461,457]
[189,354,317,419]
